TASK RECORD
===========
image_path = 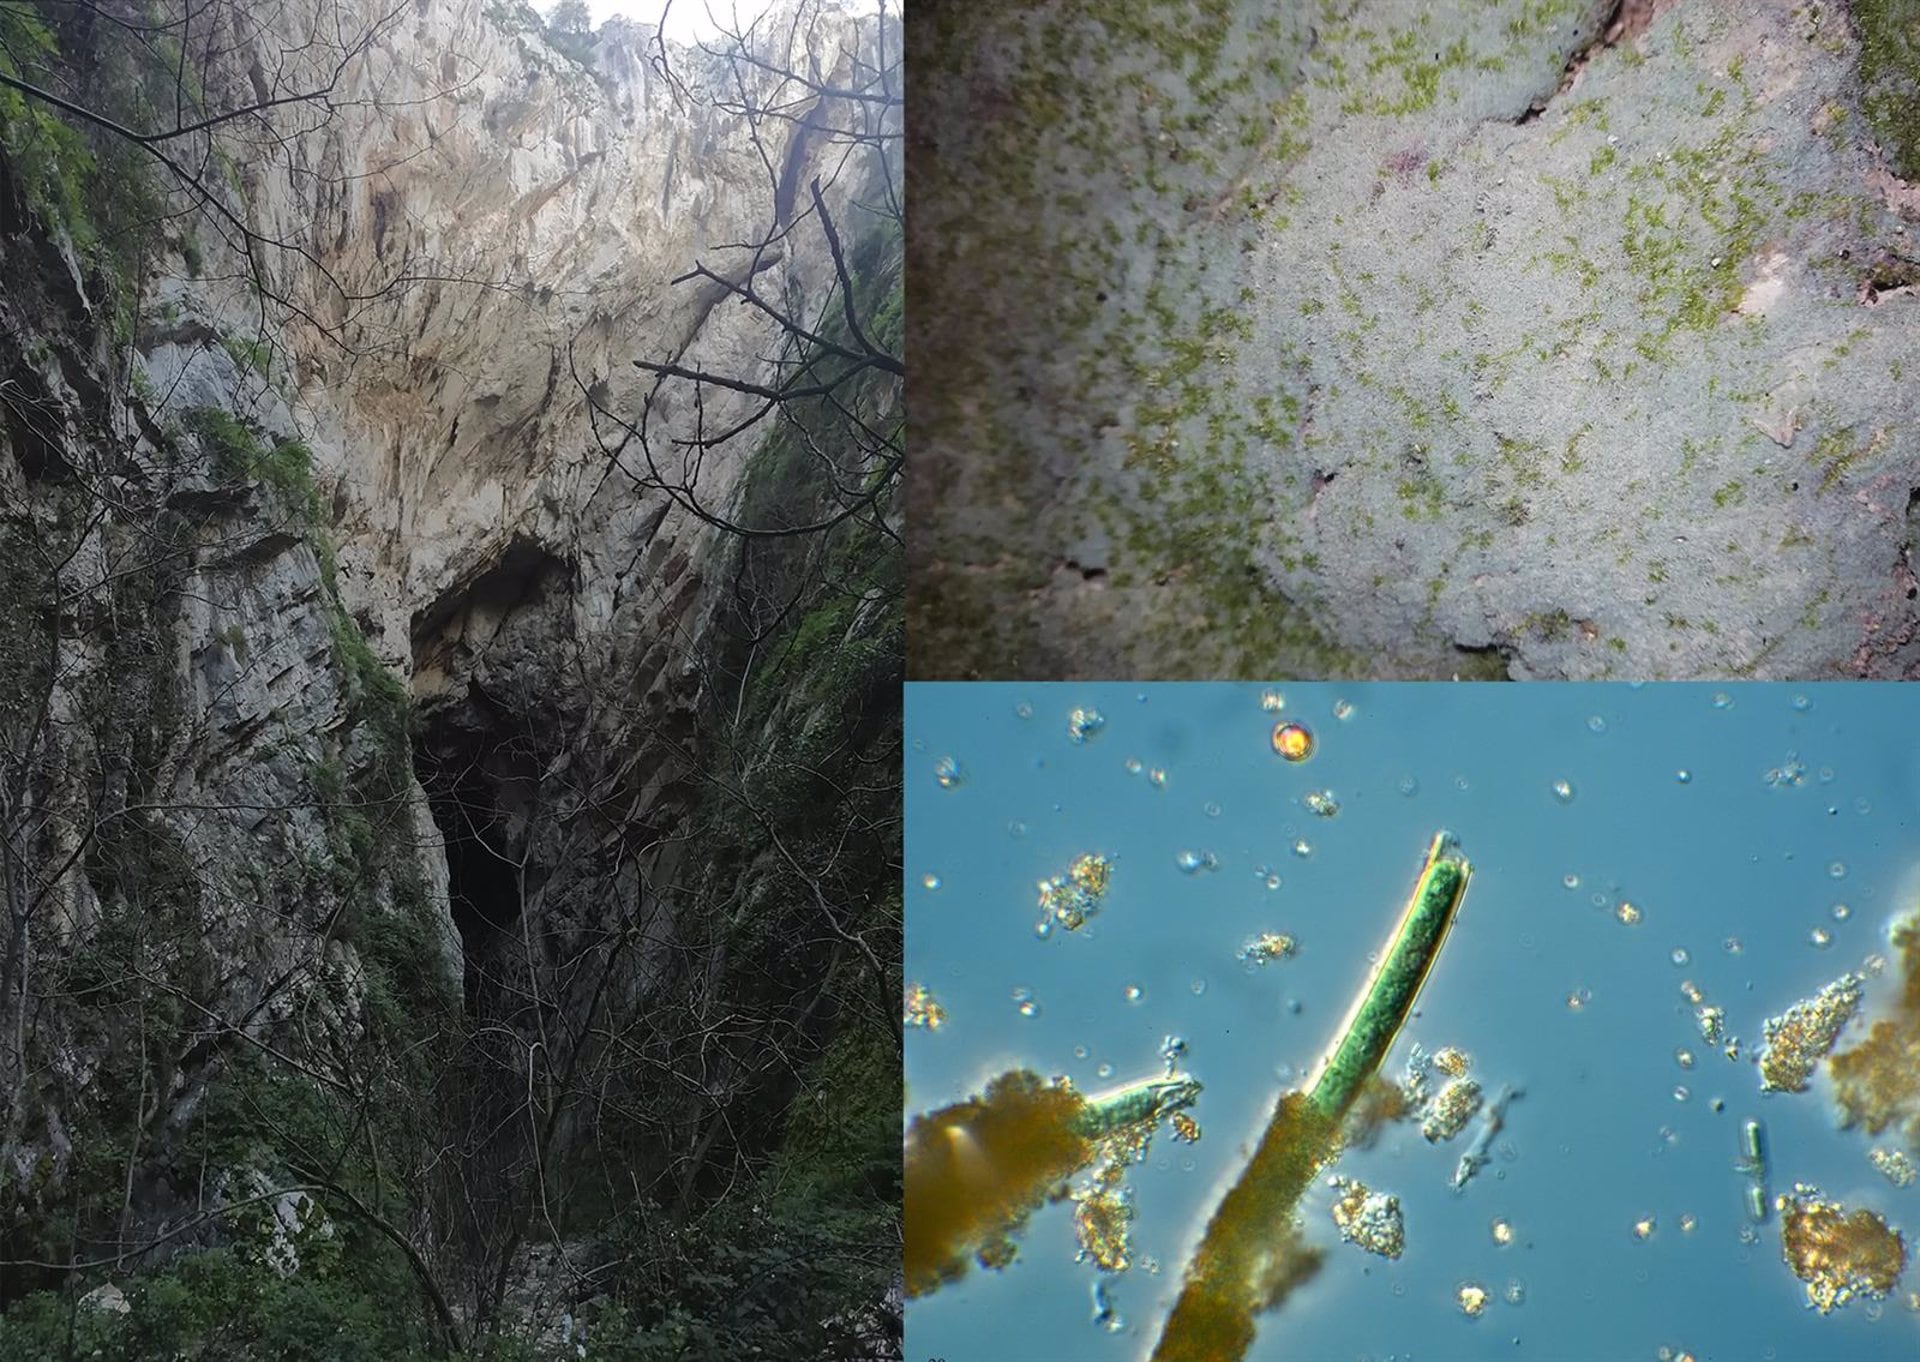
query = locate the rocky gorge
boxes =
[0,0,901,1355]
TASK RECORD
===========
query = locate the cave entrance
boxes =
[412,687,537,1020]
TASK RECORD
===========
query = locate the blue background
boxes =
[905,682,1920,1362]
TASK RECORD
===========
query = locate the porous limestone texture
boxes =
[911,0,1920,679]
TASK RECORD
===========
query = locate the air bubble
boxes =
[1831,902,1851,922]
[1671,948,1690,966]
[1563,873,1581,890]
[1828,861,1847,879]
[1675,769,1693,784]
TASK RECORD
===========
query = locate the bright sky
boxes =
[548,0,782,47]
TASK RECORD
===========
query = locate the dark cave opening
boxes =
[412,687,537,1020]
[431,780,520,1017]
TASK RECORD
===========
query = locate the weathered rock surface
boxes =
[912,0,1920,679]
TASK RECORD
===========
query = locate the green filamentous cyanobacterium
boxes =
[1149,831,1471,1362]
[1308,831,1471,1123]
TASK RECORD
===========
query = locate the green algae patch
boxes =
[1854,0,1920,179]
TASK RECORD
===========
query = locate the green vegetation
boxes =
[610,210,903,1357]
[0,7,96,250]
[0,1248,436,1362]
[0,3,168,316]
[222,333,274,380]
[1854,0,1920,179]
[1813,425,1885,492]
[183,407,321,519]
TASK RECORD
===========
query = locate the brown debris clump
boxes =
[1328,1177,1405,1259]
[1422,1077,1484,1142]
[1758,973,1864,1093]
[1777,1185,1908,1314]
[903,1070,1091,1296]
[1831,915,1920,1142]
[1073,1156,1136,1273]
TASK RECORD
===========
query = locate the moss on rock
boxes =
[1854,0,1920,179]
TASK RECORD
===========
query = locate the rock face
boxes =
[912,0,1920,679]
[1,0,900,1343]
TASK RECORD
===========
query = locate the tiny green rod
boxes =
[1306,831,1471,1122]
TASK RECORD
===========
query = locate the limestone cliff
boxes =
[0,0,901,1353]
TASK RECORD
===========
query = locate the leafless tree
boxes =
[0,0,500,371]
[591,0,903,544]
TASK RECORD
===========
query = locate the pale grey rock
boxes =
[80,1283,132,1315]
